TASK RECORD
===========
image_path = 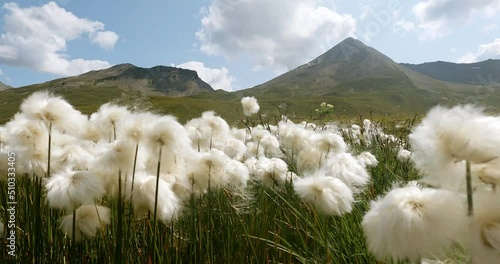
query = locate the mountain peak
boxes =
[0,81,11,91]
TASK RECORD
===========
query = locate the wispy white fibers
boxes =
[324,153,370,189]
[255,157,289,186]
[224,159,250,189]
[296,148,323,174]
[410,105,500,190]
[20,91,88,135]
[0,126,6,151]
[46,170,106,210]
[241,96,260,116]
[294,170,353,215]
[278,120,313,155]
[397,149,412,162]
[356,152,378,168]
[187,149,230,192]
[60,205,110,242]
[90,103,131,141]
[362,183,467,263]
[4,113,49,176]
[123,112,159,143]
[223,138,247,161]
[132,175,181,222]
[311,131,347,154]
[471,158,500,186]
[470,190,500,263]
[146,115,192,173]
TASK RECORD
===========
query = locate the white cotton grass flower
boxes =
[201,111,231,139]
[147,115,190,149]
[410,105,500,178]
[51,144,95,172]
[123,112,159,143]
[224,159,250,189]
[362,182,467,263]
[223,138,247,161]
[132,175,181,223]
[397,149,412,162]
[90,103,131,140]
[20,91,88,135]
[296,148,323,174]
[294,171,353,215]
[255,157,289,186]
[241,96,260,116]
[187,149,230,192]
[324,153,371,189]
[95,138,136,173]
[311,132,347,154]
[46,170,106,210]
[60,205,110,242]
[470,190,500,263]
[4,113,49,149]
[356,152,378,168]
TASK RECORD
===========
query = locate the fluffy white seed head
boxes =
[397,149,412,162]
[324,153,371,189]
[59,205,110,242]
[255,157,289,186]
[362,183,467,263]
[132,175,181,223]
[241,96,260,116]
[357,152,378,168]
[46,170,106,210]
[294,173,353,215]
[471,190,500,263]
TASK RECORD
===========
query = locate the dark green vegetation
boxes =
[1,37,499,126]
[0,119,421,263]
[401,59,500,85]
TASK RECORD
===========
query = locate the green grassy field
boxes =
[0,101,422,263]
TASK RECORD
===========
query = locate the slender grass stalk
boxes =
[71,208,76,264]
[466,161,473,216]
[152,145,163,263]
[128,142,139,220]
[47,122,53,258]
[115,169,123,263]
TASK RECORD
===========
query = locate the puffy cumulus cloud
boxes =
[413,0,500,40]
[196,0,356,73]
[0,2,119,76]
[175,61,236,92]
[457,38,500,63]
[91,31,120,50]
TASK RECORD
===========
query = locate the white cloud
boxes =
[0,2,118,76]
[196,0,356,73]
[457,38,500,63]
[0,69,3,76]
[413,0,500,40]
[175,61,236,92]
[91,31,119,50]
[393,19,415,33]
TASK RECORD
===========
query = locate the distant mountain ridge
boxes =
[241,37,471,113]
[400,59,500,85]
[21,63,214,96]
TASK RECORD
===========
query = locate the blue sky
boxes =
[1,0,500,91]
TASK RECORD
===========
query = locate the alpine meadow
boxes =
[3,1,500,263]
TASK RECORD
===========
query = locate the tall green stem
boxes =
[466,161,473,216]
[152,145,163,263]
